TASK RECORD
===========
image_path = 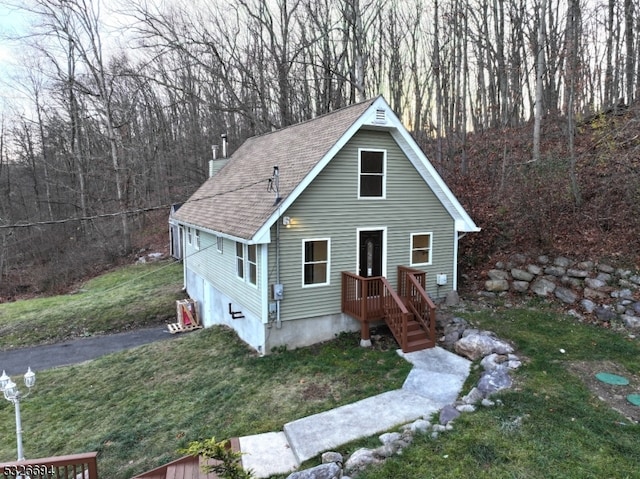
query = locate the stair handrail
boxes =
[405,273,436,344]
[380,276,411,351]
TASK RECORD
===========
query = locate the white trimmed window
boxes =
[236,242,258,286]
[247,244,257,286]
[194,229,200,250]
[303,239,330,286]
[236,242,244,279]
[216,235,223,253]
[411,233,432,266]
[358,149,386,198]
[187,227,192,245]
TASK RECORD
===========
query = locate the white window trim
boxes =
[186,227,192,246]
[302,238,331,288]
[358,148,387,199]
[216,235,223,253]
[247,244,258,287]
[410,232,433,266]
[236,242,258,288]
[194,229,200,250]
[236,242,244,279]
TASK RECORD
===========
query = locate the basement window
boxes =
[303,239,330,286]
[358,149,386,199]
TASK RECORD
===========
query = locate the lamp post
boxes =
[0,368,36,461]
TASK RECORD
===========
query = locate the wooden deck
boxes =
[133,438,241,479]
[0,452,98,479]
[342,267,436,353]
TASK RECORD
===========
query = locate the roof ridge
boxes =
[244,96,379,144]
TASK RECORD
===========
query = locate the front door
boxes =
[358,230,383,278]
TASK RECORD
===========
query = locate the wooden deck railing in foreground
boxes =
[380,276,412,351]
[0,452,98,479]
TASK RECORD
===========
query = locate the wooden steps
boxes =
[404,318,435,353]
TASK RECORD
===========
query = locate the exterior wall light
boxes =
[283,216,292,227]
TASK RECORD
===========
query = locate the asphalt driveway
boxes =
[0,326,176,376]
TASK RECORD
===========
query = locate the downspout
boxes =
[275,211,282,329]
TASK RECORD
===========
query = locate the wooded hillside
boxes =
[0,0,639,296]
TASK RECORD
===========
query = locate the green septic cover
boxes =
[595,372,630,386]
[628,394,640,407]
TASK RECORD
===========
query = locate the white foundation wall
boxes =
[264,312,361,352]
[186,269,266,354]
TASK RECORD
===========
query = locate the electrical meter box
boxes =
[436,273,448,286]
[272,283,284,300]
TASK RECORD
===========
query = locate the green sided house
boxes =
[171,96,479,355]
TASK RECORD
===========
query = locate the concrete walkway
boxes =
[238,347,471,478]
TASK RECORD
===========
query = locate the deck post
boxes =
[360,320,371,347]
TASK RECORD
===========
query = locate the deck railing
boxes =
[397,266,436,345]
[0,452,98,479]
[341,272,384,322]
[380,277,412,351]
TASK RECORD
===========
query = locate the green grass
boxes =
[1,266,639,479]
[0,328,410,478]
[0,261,184,349]
[353,307,640,479]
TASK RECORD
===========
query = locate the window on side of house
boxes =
[411,233,432,266]
[358,149,386,198]
[303,239,330,286]
[194,229,200,250]
[187,227,192,245]
[216,235,223,253]
[236,242,244,279]
[247,244,257,286]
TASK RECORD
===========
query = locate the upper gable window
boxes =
[359,149,386,199]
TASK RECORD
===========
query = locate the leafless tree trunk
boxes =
[532,0,546,162]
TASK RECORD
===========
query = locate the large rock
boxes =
[554,287,578,304]
[511,268,534,282]
[544,266,566,277]
[286,462,342,479]
[344,448,381,474]
[597,263,615,273]
[580,299,596,314]
[531,277,557,296]
[622,315,640,329]
[594,306,617,322]
[527,264,543,275]
[477,368,513,396]
[511,281,530,293]
[585,278,606,289]
[487,269,510,281]
[439,405,461,425]
[567,268,589,278]
[454,332,514,360]
[485,279,509,292]
[554,256,572,267]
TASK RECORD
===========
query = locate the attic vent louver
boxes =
[374,108,387,124]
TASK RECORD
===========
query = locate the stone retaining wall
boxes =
[480,254,640,329]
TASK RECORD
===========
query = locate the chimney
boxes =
[208,139,230,178]
[221,133,228,158]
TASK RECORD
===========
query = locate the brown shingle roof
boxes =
[174,98,377,240]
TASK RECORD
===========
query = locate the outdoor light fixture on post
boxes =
[0,368,36,461]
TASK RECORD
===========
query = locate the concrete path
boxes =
[239,347,471,478]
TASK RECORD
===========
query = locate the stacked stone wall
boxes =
[480,254,640,329]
